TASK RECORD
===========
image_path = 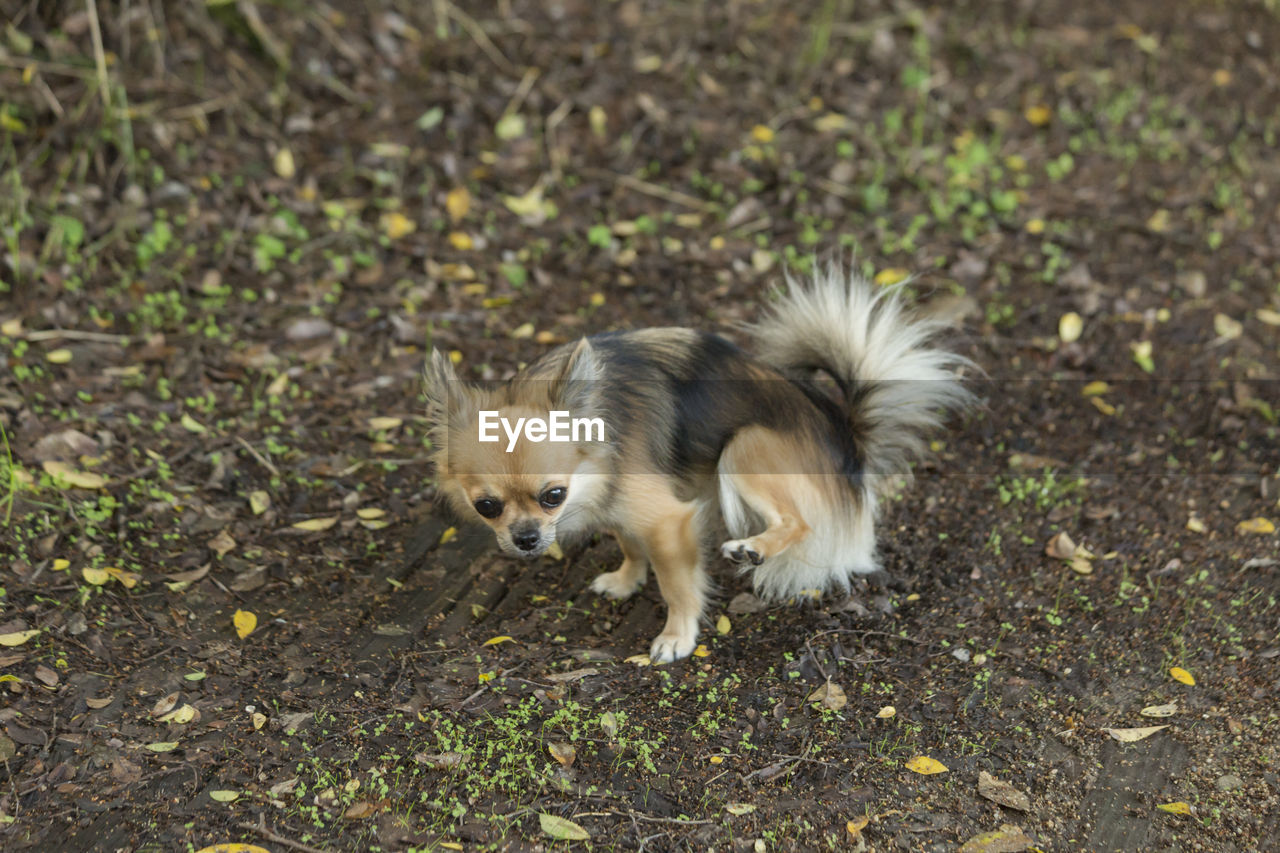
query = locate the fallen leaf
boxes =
[958,824,1035,853]
[1256,308,1280,326]
[1157,801,1192,815]
[356,507,385,520]
[1058,312,1083,343]
[157,704,198,724]
[539,813,590,841]
[624,654,652,667]
[599,711,618,738]
[546,542,564,560]
[292,517,338,532]
[0,629,40,647]
[1186,516,1206,534]
[1213,313,1243,341]
[445,187,471,222]
[1169,667,1195,686]
[248,491,270,515]
[208,790,240,803]
[846,816,870,839]
[716,615,731,635]
[692,644,711,657]
[144,741,180,752]
[439,526,457,545]
[750,124,774,143]
[447,231,473,250]
[1141,702,1178,718]
[483,635,515,647]
[874,268,910,287]
[180,413,207,434]
[367,416,402,431]
[510,322,535,339]
[343,800,381,819]
[252,712,267,730]
[45,348,73,364]
[85,695,113,709]
[1082,381,1111,397]
[380,211,416,240]
[273,147,296,179]
[905,755,948,775]
[151,691,181,717]
[1024,104,1052,126]
[726,803,757,816]
[548,742,576,767]
[194,844,272,853]
[413,751,465,769]
[1104,724,1169,742]
[807,681,848,711]
[1045,531,1077,560]
[876,705,896,719]
[1146,208,1171,233]
[1090,396,1117,416]
[978,771,1032,811]
[1130,340,1155,373]
[1236,517,1274,535]
[209,529,236,558]
[81,567,111,586]
[233,609,257,639]
[42,460,107,490]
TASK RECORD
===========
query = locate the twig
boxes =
[582,168,712,211]
[440,0,518,75]
[235,436,280,478]
[24,329,132,344]
[238,819,328,853]
[85,0,111,111]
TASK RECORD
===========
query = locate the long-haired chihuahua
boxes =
[426,264,972,662]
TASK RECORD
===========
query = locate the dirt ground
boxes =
[1,0,1279,850]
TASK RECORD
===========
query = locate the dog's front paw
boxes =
[720,538,764,566]
[590,569,642,600]
[649,630,697,664]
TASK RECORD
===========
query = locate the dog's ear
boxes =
[551,338,600,416]
[424,348,471,428]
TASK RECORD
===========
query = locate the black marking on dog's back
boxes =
[589,330,865,487]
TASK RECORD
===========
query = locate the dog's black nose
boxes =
[512,529,540,551]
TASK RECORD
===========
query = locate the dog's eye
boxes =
[539,487,567,509]
[473,497,503,519]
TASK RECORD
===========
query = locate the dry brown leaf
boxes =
[958,824,1035,853]
[807,680,848,711]
[1104,724,1169,742]
[1045,532,1077,560]
[977,771,1031,811]
[548,741,576,767]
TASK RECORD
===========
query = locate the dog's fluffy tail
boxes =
[750,262,973,491]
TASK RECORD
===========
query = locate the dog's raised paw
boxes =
[590,570,641,600]
[649,631,697,664]
[720,539,764,566]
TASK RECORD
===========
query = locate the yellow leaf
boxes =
[503,186,545,217]
[1104,724,1169,742]
[874,268,910,287]
[105,567,140,589]
[292,517,338,532]
[1,317,22,336]
[1236,517,1274,535]
[625,654,652,666]
[1091,397,1116,416]
[439,526,457,545]
[445,187,471,222]
[548,741,576,767]
[145,741,180,752]
[1082,381,1111,397]
[589,292,606,307]
[750,124,774,143]
[1257,308,1280,327]
[1213,313,1243,340]
[1058,312,1083,343]
[273,147,296,179]
[1169,667,1195,685]
[447,231,473,250]
[82,567,111,585]
[1146,208,1171,233]
[905,755,948,775]
[1024,104,1052,126]
[194,845,272,853]
[45,348,73,364]
[716,615,731,635]
[157,703,198,724]
[233,609,257,640]
[0,629,40,647]
[367,416,403,431]
[252,712,267,730]
[51,559,70,572]
[876,705,896,719]
[709,755,724,764]
[1157,801,1192,815]
[42,460,108,490]
[726,803,757,815]
[846,816,870,838]
[813,112,849,132]
[1024,218,1045,235]
[1185,516,1206,534]
[356,507,385,520]
[483,635,514,647]
[248,491,270,515]
[380,211,416,240]
[546,542,564,560]
[692,644,710,657]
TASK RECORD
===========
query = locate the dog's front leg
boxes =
[590,531,648,600]
[643,506,707,663]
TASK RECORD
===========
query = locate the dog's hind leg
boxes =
[717,427,817,565]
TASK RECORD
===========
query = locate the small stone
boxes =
[1215,773,1243,792]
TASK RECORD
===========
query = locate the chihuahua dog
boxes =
[425,264,971,662]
